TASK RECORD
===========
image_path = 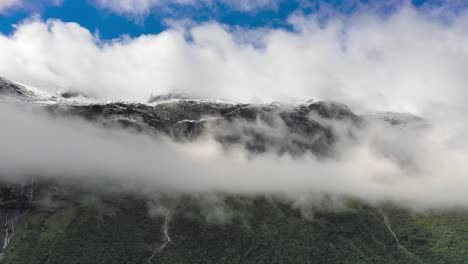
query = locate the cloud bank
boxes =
[1,6,468,115]
[2,4,468,210]
[0,101,467,210]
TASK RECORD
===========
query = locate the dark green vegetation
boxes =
[1,188,468,264]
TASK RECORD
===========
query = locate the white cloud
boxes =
[2,6,468,209]
[1,7,468,115]
[0,0,62,14]
[93,0,278,15]
[0,5,468,140]
[0,100,468,210]
[0,0,22,12]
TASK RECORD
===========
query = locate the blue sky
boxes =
[0,0,466,39]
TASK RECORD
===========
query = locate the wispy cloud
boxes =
[0,0,22,13]
[0,99,468,209]
[92,0,280,16]
[0,0,63,14]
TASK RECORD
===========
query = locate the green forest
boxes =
[2,192,468,264]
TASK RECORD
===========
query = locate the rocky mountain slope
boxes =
[0,76,465,264]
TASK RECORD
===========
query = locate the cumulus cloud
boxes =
[1,6,468,116]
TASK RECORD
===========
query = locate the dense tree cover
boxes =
[2,193,468,264]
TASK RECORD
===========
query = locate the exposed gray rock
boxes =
[0,77,33,99]
[148,92,195,103]
[0,76,422,157]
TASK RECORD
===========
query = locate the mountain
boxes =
[0,76,466,264]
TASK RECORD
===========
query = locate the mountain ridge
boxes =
[1,76,462,264]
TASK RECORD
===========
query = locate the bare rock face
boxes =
[0,76,424,158]
[44,99,361,156]
[147,92,194,103]
[0,78,32,98]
